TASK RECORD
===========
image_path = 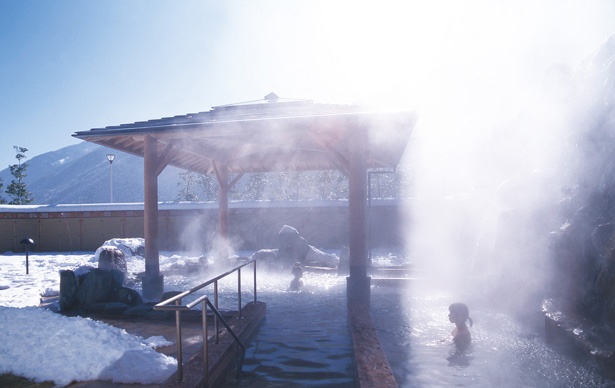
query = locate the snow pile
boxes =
[0,243,352,385]
[0,248,186,386]
[0,306,176,386]
[94,237,145,262]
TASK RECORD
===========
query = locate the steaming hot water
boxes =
[183,252,614,387]
[372,281,615,388]
[237,271,355,387]
[154,251,354,386]
[170,253,615,387]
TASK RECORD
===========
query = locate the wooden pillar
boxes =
[217,164,229,241]
[347,124,370,305]
[214,163,230,259]
[143,135,164,301]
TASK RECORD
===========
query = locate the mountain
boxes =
[0,141,184,204]
[0,141,359,205]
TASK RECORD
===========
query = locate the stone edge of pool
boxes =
[348,299,398,388]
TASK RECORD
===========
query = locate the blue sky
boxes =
[0,1,614,170]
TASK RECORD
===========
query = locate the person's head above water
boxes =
[291,263,303,279]
[448,302,473,349]
[448,302,473,327]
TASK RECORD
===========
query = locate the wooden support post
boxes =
[143,135,164,301]
[213,163,230,259]
[347,124,370,305]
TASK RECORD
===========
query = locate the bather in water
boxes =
[448,302,473,350]
[288,263,304,291]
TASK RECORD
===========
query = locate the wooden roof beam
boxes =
[155,142,179,176]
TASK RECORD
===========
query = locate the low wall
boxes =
[0,200,404,253]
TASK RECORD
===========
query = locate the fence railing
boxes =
[154,259,257,385]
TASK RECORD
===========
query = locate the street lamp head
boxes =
[106,154,116,164]
[20,238,34,245]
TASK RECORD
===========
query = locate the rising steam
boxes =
[403,33,615,315]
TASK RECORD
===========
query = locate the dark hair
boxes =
[292,263,303,278]
[449,302,473,327]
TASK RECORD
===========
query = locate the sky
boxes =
[0,1,614,170]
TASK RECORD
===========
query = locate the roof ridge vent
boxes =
[264,92,279,102]
[212,94,312,110]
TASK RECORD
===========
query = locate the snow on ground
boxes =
[0,306,176,386]
[0,240,184,386]
[0,238,362,386]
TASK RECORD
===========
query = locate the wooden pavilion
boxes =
[73,94,417,302]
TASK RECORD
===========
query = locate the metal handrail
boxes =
[154,259,257,385]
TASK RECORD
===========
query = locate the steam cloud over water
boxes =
[212,2,615,312]
[403,31,615,314]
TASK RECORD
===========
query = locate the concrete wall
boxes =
[0,200,404,253]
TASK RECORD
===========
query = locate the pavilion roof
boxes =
[72,95,417,175]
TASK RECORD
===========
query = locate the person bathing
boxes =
[289,263,304,291]
[448,302,473,349]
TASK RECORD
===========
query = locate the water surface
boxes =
[237,271,355,387]
[372,283,615,387]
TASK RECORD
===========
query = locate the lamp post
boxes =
[106,154,115,203]
[20,238,34,274]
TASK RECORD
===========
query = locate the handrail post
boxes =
[153,259,258,385]
[238,268,242,319]
[202,299,209,387]
[175,299,183,382]
[253,260,257,304]
[214,280,219,344]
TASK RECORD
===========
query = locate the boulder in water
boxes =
[277,225,310,267]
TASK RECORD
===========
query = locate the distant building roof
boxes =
[72,94,417,175]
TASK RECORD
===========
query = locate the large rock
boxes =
[251,249,278,270]
[95,238,145,259]
[97,246,127,274]
[276,225,310,267]
[59,270,78,311]
[551,203,614,322]
[59,265,143,313]
[114,287,143,307]
[305,246,339,268]
[588,222,615,326]
[76,268,117,307]
[253,226,339,270]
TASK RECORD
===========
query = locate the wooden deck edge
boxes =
[348,301,398,388]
